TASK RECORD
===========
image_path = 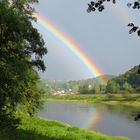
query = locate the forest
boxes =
[42,65,140,94]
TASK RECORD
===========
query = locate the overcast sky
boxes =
[33,0,140,80]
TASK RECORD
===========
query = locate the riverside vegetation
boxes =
[46,66,140,107]
[42,65,140,95]
[47,94,140,107]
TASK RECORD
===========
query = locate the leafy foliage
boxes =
[0,0,47,128]
[42,75,114,94]
[87,0,116,13]
[106,65,140,93]
[127,1,140,9]
[87,1,140,37]
[128,23,140,36]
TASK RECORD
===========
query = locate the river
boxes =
[38,101,140,140]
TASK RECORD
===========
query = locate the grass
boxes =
[47,94,140,107]
[0,113,129,140]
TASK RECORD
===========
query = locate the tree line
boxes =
[79,65,140,94]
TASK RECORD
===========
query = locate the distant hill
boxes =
[106,65,140,93]
[86,75,115,85]
[41,75,115,94]
[40,65,140,94]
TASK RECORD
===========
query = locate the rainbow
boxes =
[109,2,133,24]
[84,109,101,129]
[34,13,107,84]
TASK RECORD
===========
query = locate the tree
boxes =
[123,82,133,93]
[0,0,47,128]
[99,84,106,93]
[106,65,140,93]
[106,81,119,93]
[18,69,47,116]
[93,84,100,93]
[79,84,89,94]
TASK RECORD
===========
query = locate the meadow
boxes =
[0,113,129,140]
[47,94,140,107]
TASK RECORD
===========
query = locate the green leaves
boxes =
[0,0,47,128]
[106,65,140,93]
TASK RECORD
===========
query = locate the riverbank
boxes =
[1,114,129,140]
[47,94,140,107]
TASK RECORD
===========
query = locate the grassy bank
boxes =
[47,94,140,107]
[1,114,129,140]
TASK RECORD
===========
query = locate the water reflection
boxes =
[38,101,140,140]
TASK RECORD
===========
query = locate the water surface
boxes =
[38,101,140,140]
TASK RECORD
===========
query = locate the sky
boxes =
[33,0,140,80]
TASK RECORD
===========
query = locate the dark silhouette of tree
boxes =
[87,1,140,36]
[127,1,140,9]
[128,23,140,36]
[134,113,140,121]
[138,65,140,74]
[87,0,116,13]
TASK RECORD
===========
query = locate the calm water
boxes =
[38,101,140,140]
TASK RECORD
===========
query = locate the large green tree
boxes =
[0,0,47,128]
